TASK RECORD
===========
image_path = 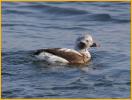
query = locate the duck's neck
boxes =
[75,47,91,58]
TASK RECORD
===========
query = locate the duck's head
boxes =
[75,34,99,51]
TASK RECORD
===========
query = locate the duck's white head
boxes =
[75,34,98,52]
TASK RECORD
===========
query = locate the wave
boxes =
[74,13,129,23]
[2,23,42,29]
[2,9,33,15]
[19,4,88,16]
[78,13,111,21]
[113,19,130,23]
[91,14,112,21]
[2,72,16,76]
[3,3,129,23]
[43,26,87,31]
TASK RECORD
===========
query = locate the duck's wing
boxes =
[34,48,84,64]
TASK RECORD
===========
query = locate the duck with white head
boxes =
[34,33,99,65]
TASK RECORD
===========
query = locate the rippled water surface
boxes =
[2,2,130,98]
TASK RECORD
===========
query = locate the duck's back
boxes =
[34,48,90,64]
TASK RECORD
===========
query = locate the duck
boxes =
[34,34,99,65]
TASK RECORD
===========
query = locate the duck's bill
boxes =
[90,43,100,47]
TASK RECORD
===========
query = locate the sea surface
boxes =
[2,2,130,98]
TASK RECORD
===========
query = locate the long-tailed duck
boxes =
[34,34,99,65]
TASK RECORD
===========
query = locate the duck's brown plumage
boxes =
[34,48,90,64]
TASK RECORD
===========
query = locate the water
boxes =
[2,2,130,98]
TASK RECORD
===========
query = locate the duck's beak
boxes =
[90,42,100,47]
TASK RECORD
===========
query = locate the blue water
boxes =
[2,2,130,98]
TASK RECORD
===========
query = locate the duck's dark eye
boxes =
[86,40,89,42]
